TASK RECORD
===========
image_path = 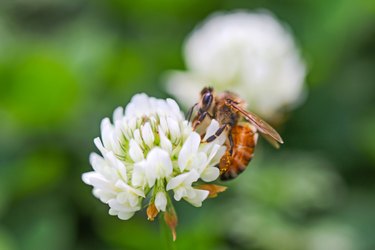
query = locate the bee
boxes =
[188,87,284,180]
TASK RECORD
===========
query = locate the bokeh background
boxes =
[1,0,375,249]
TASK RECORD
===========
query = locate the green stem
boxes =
[159,214,177,250]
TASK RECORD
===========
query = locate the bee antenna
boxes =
[226,99,239,105]
[201,86,214,95]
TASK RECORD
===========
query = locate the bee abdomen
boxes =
[219,124,258,180]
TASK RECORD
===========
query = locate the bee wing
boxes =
[261,133,281,149]
[230,102,284,146]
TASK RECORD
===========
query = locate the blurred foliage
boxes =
[0,0,374,250]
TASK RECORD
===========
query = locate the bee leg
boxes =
[186,103,198,121]
[193,111,207,129]
[205,123,229,143]
[193,111,214,129]
[228,132,234,155]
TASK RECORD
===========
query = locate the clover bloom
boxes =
[82,93,227,239]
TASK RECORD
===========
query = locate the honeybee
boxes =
[188,87,284,180]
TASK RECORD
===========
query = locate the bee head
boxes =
[200,87,214,111]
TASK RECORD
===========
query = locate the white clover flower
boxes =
[165,10,306,119]
[82,93,227,229]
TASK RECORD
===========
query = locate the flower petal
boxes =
[166,170,198,191]
[178,132,200,172]
[132,161,147,188]
[113,106,124,122]
[101,118,114,150]
[141,122,155,147]
[105,152,127,182]
[94,137,107,156]
[118,211,135,220]
[129,139,144,162]
[184,189,209,207]
[155,192,167,212]
[200,166,220,182]
[159,127,172,154]
[89,153,106,173]
[147,147,173,179]
[167,117,181,142]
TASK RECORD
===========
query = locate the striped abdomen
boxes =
[219,123,258,180]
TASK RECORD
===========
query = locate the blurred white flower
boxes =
[82,93,226,225]
[307,223,358,250]
[165,10,306,119]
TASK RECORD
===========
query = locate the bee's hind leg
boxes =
[228,132,234,155]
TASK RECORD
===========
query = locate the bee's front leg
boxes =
[193,111,213,130]
[186,103,198,121]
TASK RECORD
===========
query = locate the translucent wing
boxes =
[261,133,281,149]
[229,102,284,146]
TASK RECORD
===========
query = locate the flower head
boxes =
[165,10,306,119]
[82,93,226,238]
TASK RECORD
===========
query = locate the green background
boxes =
[0,0,375,249]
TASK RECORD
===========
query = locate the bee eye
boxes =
[202,93,213,109]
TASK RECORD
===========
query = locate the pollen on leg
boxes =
[219,151,232,174]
